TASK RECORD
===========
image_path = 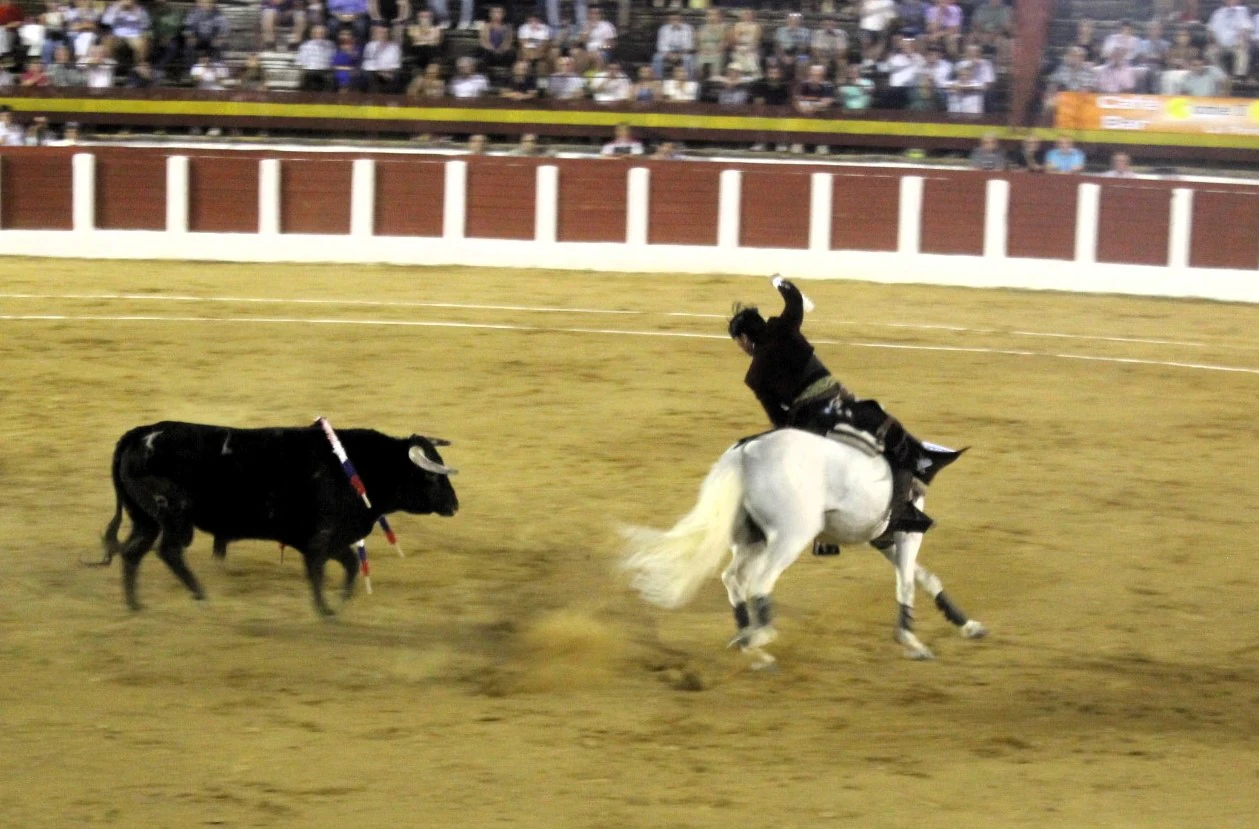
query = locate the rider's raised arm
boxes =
[772,275,805,332]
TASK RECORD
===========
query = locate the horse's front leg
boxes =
[913,565,989,640]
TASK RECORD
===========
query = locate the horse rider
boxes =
[728,275,963,553]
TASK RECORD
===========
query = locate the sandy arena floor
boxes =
[0,259,1256,828]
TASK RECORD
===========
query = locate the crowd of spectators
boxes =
[967,131,1138,177]
[1043,4,1259,113]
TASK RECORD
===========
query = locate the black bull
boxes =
[100,422,459,615]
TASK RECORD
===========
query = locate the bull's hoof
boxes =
[126,599,144,612]
[315,604,337,618]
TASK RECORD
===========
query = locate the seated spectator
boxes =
[20,58,51,86]
[1207,0,1251,77]
[906,73,943,110]
[102,0,151,63]
[1095,47,1138,93]
[127,58,156,86]
[0,56,14,87]
[516,13,550,67]
[48,43,82,85]
[511,132,546,156]
[1044,45,1095,113]
[897,0,929,39]
[478,5,514,74]
[1012,135,1043,171]
[970,0,1012,58]
[362,22,400,91]
[1071,18,1101,63]
[945,64,985,112]
[650,140,681,160]
[653,12,694,80]
[367,0,409,43]
[751,62,791,105]
[260,0,305,52]
[810,16,848,77]
[150,0,183,77]
[1045,136,1085,174]
[182,0,229,67]
[466,133,486,154]
[632,66,660,102]
[1161,26,1196,92]
[968,132,1006,170]
[298,24,335,90]
[884,36,924,106]
[1178,55,1229,95]
[449,54,487,97]
[325,0,368,46]
[1102,19,1142,61]
[774,12,811,75]
[956,43,995,89]
[709,63,749,105]
[582,7,615,63]
[922,46,951,86]
[662,64,698,101]
[731,8,762,61]
[590,60,630,103]
[0,105,24,145]
[39,0,70,65]
[729,42,762,81]
[924,0,963,57]
[238,52,267,90]
[500,59,537,100]
[547,55,586,100]
[837,64,873,110]
[600,122,643,156]
[1103,151,1136,177]
[1137,20,1171,90]
[189,49,230,88]
[405,60,444,97]
[405,10,442,71]
[859,0,897,65]
[331,27,361,91]
[695,8,727,81]
[82,42,115,86]
[794,63,835,113]
[65,0,100,54]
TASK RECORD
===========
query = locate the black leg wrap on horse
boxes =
[751,595,773,628]
[935,591,969,626]
[733,601,751,630]
[897,603,914,633]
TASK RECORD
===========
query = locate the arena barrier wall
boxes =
[1,147,1258,303]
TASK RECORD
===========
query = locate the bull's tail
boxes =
[95,433,132,566]
[620,449,746,609]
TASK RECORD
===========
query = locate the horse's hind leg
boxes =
[721,528,762,648]
[739,521,821,651]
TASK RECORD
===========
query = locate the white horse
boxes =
[622,429,987,665]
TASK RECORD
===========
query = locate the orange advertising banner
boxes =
[1055,91,1259,136]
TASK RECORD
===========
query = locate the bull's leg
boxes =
[120,517,160,612]
[154,507,205,602]
[332,546,359,601]
[301,551,335,617]
[212,536,228,560]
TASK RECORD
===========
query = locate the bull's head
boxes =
[405,436,459,517]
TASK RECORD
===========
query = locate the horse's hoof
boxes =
[961,620,989,639]
[744,626,778,649]
[742,647,778,671]
[728,630,750,649]
[896,630,935,661]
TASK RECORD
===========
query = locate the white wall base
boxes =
[2,230,1257,304]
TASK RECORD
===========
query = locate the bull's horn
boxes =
[428,437,451,447]
[409,445,458,476]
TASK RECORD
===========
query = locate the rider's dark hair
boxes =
[728,303,766,342]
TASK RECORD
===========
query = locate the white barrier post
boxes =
[535,164,559,243]
[626,166,649,245]
[984,178,1009,260]
[443,160,467,240]
[350,159,375,238]
[258,158,280,235]
[72,152,95,233]
[808,172,832,252]
[1075,182,1100,264]
[166,155,189,234]
[1168,188,1193,269]
[0,158,5,230]
[717,169,741,248]
[897,175,924,255]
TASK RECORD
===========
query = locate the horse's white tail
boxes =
[620,450,745,609]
